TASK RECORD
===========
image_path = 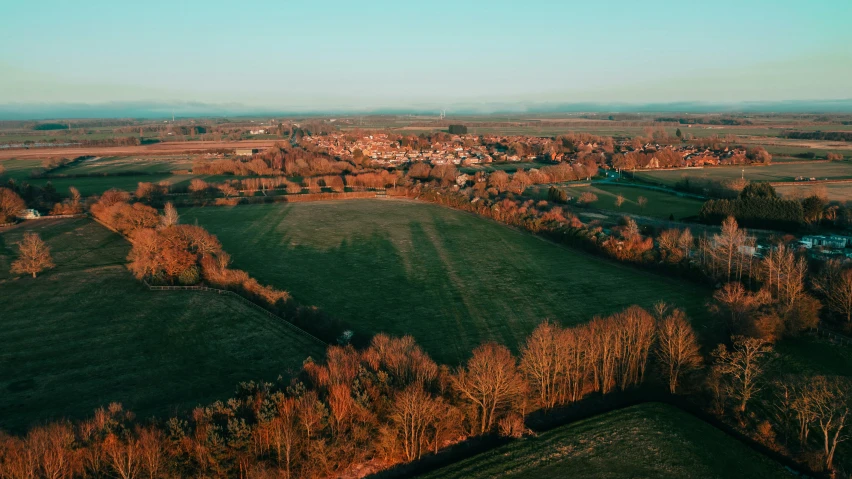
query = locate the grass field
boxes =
[634,162,852,186]
[181,200,713,364]
[0,158,45,180]
[536,183,703,220]
[0,218,323,432]
[55,155,195,175]
[774,182,852,202]
[23,174,198,197]
[417,403,792,479]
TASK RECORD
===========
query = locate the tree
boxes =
[813,259,852,323]
[740,182,777,199]
[675,128,682,139]
[390,385,442,462]
[809,376,850,470]
[712,282,767,332]
[614,194,624,208]
[452,343,526,434]
[577,192,598,204]
[712,336,773,413]
[655,309,702,393]
[637,196,647,211]
[161,202,179,228]
[520,321,563,409]
[11,232,54,278]
[0,187,26,222]
[802,195,826,225]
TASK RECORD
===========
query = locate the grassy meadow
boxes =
[55,155,195,175]
[633,162,852,187]
[532,183,704,220]
[0,218,323,432]
[417,403,793,479]
[181,199,713,364]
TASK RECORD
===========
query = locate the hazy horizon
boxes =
[2,0,851,115]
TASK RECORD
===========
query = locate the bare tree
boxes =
[614,194,624,208]
[390,385,442,461]
[160,202,180,228]
[0,187,26,222]
[809,376,850,470]
[637,196,647,210]
[813,259,852,323]
[711,336,773,413]
[11,232,55,278]
[759,243,807,307]
[655,309,702,393]
[452,343,526,434]
[521,321,563,409]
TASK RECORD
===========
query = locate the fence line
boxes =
[814,327,852,348]
[141,280,328,347]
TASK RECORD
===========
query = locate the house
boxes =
[249,129,267,135]
[801,235,849,249]
[17,209,41,220]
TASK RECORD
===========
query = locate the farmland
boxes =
[181,199,713,364]
[532,182,704,220]
[633,161,852,187]
[0,218,323,432]
[54,155,196,175]
[417,403,792,479]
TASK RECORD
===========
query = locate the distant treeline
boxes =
[32,123,69,131]
[782,130,852,142]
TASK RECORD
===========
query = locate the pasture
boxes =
[417,403,792,479]
[181,199,712,364]
[634,162,852,186]
[775,182,852,203]
[536,182,704,220]
[54,155,195,175]
[25,174,198,197]
[0,218,323,432]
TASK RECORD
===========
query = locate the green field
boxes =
[0,158,45,180]
[55,155,195,175]
[22,174,197,197]
[181,200,713,364]
[0,218,323,432]
[417,403,792,479]
[634,162,852,187]
[548,183,703,220]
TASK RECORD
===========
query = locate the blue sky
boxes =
[2,0,850,110]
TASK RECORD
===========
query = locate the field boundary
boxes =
[814,326,852,347]
[769,178,852,187]
[141,280,328,347]
[88,215,328,348]
[372,393,816,479]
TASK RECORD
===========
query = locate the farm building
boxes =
[17,209,41,220]
[800,235,849,249]
[235,148,260,156]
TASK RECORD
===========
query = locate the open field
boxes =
[181,199,713,364]
[532,182,704,220]
[775,182,852,203]
[0,140,282,160]
[25,174,198,197]
[55,155,196,175]
[417,403,792,479]
[634,162,852,187]
[0,158,45,180]
[0,218,323,432]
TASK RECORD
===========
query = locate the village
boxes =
[301,130,768,171]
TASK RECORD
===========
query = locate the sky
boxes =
[2,0,851,112]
